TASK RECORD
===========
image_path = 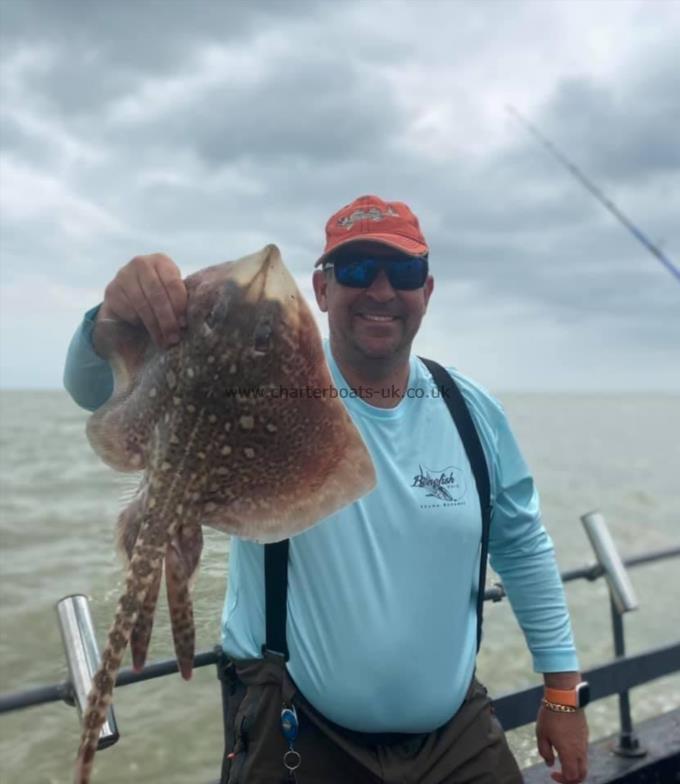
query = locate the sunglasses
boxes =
[323,253,429,290]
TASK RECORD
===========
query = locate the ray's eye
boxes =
[205,302,223,331]
[253,320,272,354]
[205,283,235,330]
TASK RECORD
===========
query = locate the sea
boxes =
[0,390,678,784]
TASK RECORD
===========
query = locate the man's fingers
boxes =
[151,253,187,330]
[99,253,185,347]
[132,287,165,347]
[101,280,140,325]
[159,269,188,329]
[560,757,581,784]
[537,734,555,766]
[116,266,165,347]
[549,773,580,784]
[133,260,183,347]
[549,755,587,784]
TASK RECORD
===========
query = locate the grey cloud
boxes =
[0,0,319,116]
[0,0,316,62]
[2,7,408,168]
[424,37,680,326]
[536,46,680,184]
[0,114,47,162]
[125,59,405,166]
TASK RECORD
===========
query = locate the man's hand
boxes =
[97,253,187,349]
[536,703,588,783]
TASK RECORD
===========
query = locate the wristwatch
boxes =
[543,681,590,711]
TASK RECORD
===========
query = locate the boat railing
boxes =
[1,510,679,775]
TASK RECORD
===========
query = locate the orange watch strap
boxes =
[544,687,579,708]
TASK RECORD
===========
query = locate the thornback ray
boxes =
[74,244,376,783]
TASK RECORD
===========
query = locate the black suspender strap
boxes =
[419,357,492,651]
[261,539,290,659]
[263,358,493,659]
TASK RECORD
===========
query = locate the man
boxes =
[64,195,588,783]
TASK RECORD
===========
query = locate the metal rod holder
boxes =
[56,594,120,750]
[581,512,646,758]
[581,511,638,614]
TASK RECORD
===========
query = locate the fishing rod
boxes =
[506,104,680,285]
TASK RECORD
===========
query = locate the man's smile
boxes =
[357,313,399,323]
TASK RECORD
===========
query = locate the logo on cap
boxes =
[338,206,399,230]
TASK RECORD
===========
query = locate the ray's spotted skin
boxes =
[75,245,376,783]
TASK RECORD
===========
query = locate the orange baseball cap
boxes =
[315,194,429,266]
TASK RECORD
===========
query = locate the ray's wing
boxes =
[86,319,161,471]
[198,329,376,542]
[201,405,375,542]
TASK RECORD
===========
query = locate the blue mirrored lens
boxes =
[336,258,379,288]
[333,256,427,290]
[387,257,428,289]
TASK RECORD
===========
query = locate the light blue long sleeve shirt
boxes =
[64,309,579,733]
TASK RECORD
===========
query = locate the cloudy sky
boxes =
[1,0,679,392]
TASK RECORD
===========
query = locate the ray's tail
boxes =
[74,519,169,784]
[165,523,203,680]
[130,564,162,672]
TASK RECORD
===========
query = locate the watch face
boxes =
[577,681,590,708]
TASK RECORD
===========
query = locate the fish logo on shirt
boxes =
[411,465,466,503]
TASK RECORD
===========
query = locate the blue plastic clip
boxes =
[280,705,299,744]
